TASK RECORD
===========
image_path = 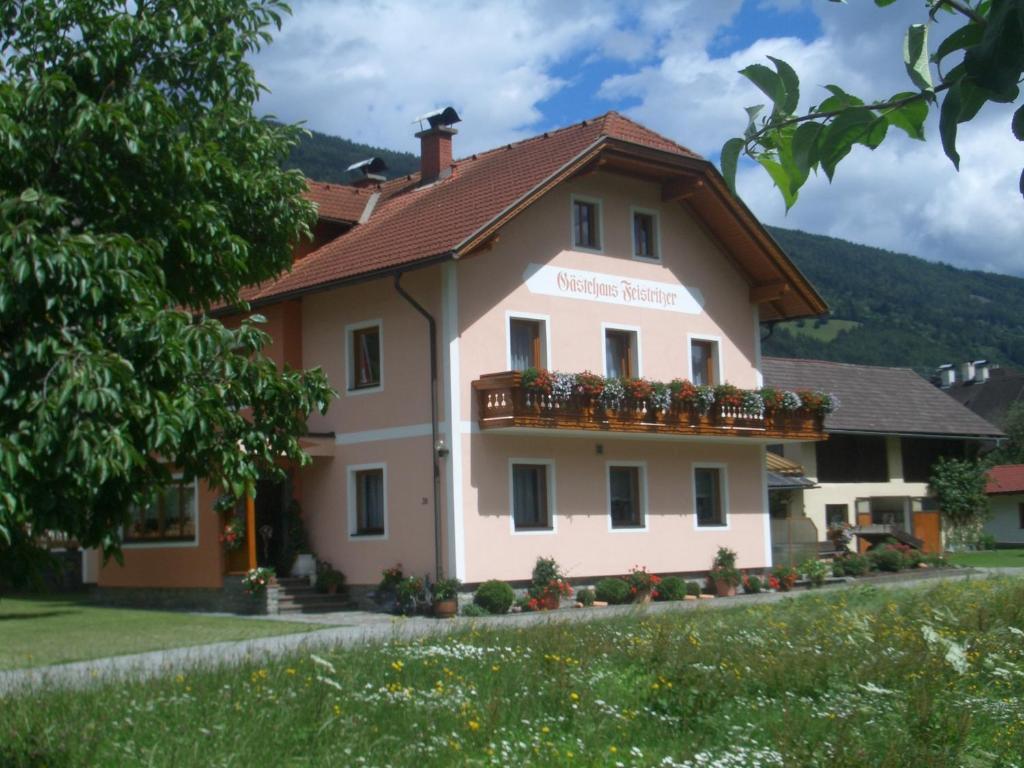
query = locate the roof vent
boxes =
[414,106,461,183]
[960,360,976,384]
[937,363,956,388]
[347,156,388,187]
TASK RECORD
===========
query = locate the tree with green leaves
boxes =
[0,0,334,562]
[929,457,991,548]
[987,399,1024,464]
[722,0,1024,210]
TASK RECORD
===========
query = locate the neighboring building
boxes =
[984,465,1024,546]
[941,360,1024,429]
[765,358,1002,561]
[97,110,835,606]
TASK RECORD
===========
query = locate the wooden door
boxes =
[913,511,942,554]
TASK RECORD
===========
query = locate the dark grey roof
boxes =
[945,368,1024,429]
[763,357,1003,439]
[767,471,817,490]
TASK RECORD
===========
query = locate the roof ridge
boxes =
[450,112,612,166]
[598,111,698,156]
[763,356,916,373]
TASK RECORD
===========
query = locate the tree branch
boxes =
[932,0,987,26]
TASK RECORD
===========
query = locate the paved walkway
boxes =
[2,567,1019,695]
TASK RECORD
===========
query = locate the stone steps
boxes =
[273,576,352,614]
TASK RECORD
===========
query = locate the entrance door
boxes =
[254,475,291,572]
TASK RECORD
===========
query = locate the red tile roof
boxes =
[244,113,700,302]
[304,180,374,223]
[228,111,825,320]
[986,464,1024,495]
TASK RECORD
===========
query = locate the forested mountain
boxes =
[286,128,418,183]
[764,228,1024,373]
[285,129,1024,375]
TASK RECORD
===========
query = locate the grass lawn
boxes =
[946,548,1024,568]
[3,578,1024,767]
[0,595,323,670]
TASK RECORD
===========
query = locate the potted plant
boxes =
[219,516,245,551]
[394,575,424,616]
[626,565,661,603]
[375,563,403,606]
[431,577,462,618]
[710,547,741,597]
[529,557,572,610]
[772,564,798,592]
[316,562,346,595]
[242,566,275,596]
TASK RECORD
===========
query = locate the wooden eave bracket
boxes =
[749,282,790,304]
[662,177,705,202]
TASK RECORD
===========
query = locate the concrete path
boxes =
[2,567,1017,695]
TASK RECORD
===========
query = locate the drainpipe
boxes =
[394,272,444,582]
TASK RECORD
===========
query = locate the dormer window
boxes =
[572,196,601,251]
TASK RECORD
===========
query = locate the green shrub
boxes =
[800,558,829,588]
[460,603,488,618]
[686,580,702,597]
[870,546,907,573]
[655,576,687,601]
[474,580,514,615]
[905,548,926,568]
[834,553,871,577]
[576,588,595,607]
[978,533,997,551]
[743,574,763,594]
[595,577,631,605]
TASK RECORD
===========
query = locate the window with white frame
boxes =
[509,316,546,370]
[632,209,659,260]
[347,321,382,392]
[350,466,386,537]
[609,465,644,529]
[694,466,726,527]
[125,479,197,543]
[605,328,638,379]
[690,338,718,386]
[511,462,552,531]
[572,197,601,251]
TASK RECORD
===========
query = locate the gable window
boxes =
[609,465,644,529]
[572,197,601,251]
[125,480,197,543]
[816,434,888,483]
[349,324,381,391]
[632,209,659,260]
[690,339,718,386]
[509,317,546,370]
[512,462,552,531]
[605,328,637,379]
[351,466,385,537]
[694,466,726,527]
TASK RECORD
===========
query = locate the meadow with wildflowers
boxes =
[3,578,1024,767]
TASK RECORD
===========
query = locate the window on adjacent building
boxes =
[605,329,636,379]
[815,434,889,483]
[512,463,551,531]
[825,504,849,526]
[572,198,601,250]
[632,210,658,260]
[353,468,385,536]
[694,467,725,527]
[349,324,381,391]
[510,317,544,370]
[125,480,197,543]
[609,465,643,528]
[690,339,717,386]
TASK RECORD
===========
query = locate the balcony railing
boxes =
[472,371,827,441]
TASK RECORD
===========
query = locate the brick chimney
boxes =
[414,106,461,183]
[416,125,457,182]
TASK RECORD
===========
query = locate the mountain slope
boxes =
[284,130,1024,374]
[764,227,1024,372]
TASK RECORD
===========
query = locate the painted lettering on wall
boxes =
[524,264,703,314]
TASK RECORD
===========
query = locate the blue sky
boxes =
[252,0,1023,277]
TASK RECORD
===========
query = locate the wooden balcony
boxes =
[472,371,827,441]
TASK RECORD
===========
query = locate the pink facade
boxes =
[99,113,825,592]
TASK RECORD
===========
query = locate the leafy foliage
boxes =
[930,457,991,543]
[724,1,1024,208]
[987,400,1024,464]
[0,0,334,557]
[763,227,1024,372]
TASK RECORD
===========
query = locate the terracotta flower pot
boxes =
[433,598,458,619]
[540,592,561,611]
[714,579,737,597]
